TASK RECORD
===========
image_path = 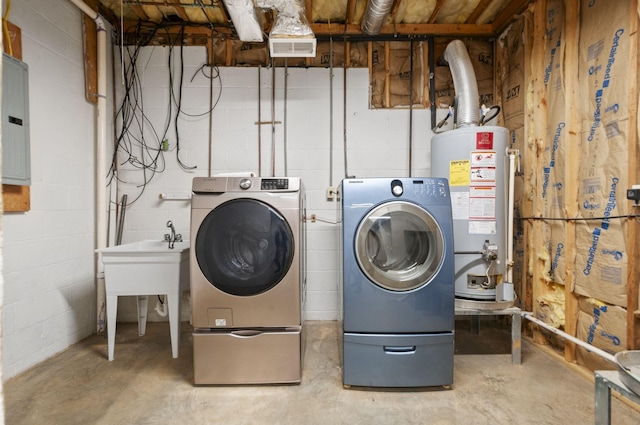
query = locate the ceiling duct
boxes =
[222,0,264,42]
[262,0,316,57]
[443,40,480,127]
[223,0,316,57]
[361,0,394,35]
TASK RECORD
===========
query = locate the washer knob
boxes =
[239,178,252,190]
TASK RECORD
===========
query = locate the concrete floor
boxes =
[4,320,640,424]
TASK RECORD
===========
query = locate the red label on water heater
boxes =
[476,132,494,149]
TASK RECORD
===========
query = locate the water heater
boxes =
[431,126,508,300]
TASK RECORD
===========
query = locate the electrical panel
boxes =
[2,53,31,186]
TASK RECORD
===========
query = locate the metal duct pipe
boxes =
[443,40,480,127]
[361,0,394,35]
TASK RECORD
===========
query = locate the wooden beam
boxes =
[83,0,99,105]
[492,0,533,36]
[466,0,494,24]
[564,0,580,363]
[345,40,351,68]
[428,0,446,24]
[225,39,232,66]
[389,0,403,22]
[2,185,30,212]
[311,22,494,37]
[206,35,214,65]
[173,6,190,22]
[121,21,234,44]
[627,0,640,350]
[2,20,22,59]
[346,0,357,23]
[305,0,313,23]
[217,0,231,23]
[384,42,390,107]
[530,0,548,345]
[130,5,150,21]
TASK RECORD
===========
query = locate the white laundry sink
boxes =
[96,240,190,361]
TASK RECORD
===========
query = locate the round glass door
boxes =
[196,199,294,296]
[355,201,445,291]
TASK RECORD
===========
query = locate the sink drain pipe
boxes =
[521,312,616,364]
[68,0,108,333]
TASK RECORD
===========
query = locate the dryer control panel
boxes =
[261,178,289,190]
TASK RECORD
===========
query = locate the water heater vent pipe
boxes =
[443,40,480,127]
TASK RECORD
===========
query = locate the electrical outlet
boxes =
[628,184,640,206]
[326,186,336,200]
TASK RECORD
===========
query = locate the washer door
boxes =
[355,201,445,291]
[195,199,295,296]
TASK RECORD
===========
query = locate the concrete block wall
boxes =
[0,0,448,380]
[113,46,438,322]
[2,0,110,380]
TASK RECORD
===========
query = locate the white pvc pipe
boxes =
[68,0,108,332]
[506,149,517,283]
[521,312,616,364]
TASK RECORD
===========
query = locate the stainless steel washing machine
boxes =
[190,176,305,385]
[341,178,455,388]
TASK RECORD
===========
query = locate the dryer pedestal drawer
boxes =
[343,332,454,388]
[193,327,302,385]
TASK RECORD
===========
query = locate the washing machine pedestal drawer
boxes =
[193,327,302,385]
[343,332,454,388]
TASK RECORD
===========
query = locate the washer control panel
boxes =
[261,178,289,190]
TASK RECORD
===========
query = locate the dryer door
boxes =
[195,199,295,296]
[355,201,445,291]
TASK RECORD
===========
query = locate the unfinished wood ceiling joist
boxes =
[98,0,534,46]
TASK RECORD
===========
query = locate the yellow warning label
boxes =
[449,160,470,186]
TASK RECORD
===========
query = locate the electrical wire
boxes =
[2,0,12,57]
[518,214,639,221]
[109,21,223,208]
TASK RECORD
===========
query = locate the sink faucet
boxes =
[164,220,183,249]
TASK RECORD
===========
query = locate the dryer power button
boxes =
[391,179,404,196]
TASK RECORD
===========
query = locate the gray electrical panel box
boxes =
[2,53,31,186]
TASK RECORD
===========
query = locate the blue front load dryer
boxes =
[340,178,455,388]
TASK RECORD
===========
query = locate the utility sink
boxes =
[96,240,190,361]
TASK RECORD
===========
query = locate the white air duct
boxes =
[222,0,264,42]
[263,0,315,57]
[362,0,394,35]
[443,40,480,127]
[223,0,316,56]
